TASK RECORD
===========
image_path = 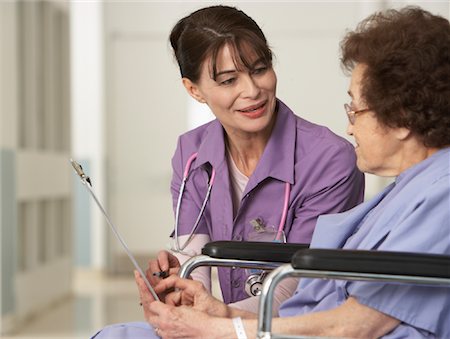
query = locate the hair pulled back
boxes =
[170,5,273,83]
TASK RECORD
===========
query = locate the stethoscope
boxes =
[171,153,291,296]
[172,152,216,255]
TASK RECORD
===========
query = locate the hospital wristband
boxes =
[232,317,248,339]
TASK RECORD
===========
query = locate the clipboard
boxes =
[70,158,160,301]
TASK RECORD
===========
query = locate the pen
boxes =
[153,271,169,278]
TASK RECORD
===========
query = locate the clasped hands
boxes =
[135,250,229,338]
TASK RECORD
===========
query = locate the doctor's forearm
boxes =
[172,234,212,292]
[229,277,299,317]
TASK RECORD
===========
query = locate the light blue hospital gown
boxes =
[280,147,450,338]
[92,148,450,339]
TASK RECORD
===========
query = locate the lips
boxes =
[237,101,267,118]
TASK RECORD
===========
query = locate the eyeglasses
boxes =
[344,103,371,125]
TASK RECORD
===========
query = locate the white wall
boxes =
[71,1,105,269]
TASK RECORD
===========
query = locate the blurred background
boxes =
[0,0,448,337]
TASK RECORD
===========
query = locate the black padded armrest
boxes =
[292,249,450,278]
[202,241,309,263]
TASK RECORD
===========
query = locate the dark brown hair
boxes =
[341,7,450,148]
[169,5,272,83]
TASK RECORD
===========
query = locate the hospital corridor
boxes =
[3,269,222,338]
[1,1,448,338]
[3,271,143,338]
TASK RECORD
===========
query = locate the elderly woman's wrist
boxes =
[211,300,232,318]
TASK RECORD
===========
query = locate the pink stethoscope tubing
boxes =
[172,152,290,255]
[277,181,290,241]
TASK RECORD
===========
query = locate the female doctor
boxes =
[126,6,365,315]
[91,6,364,337]
[148,5,364,310]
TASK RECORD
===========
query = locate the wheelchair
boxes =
[179,241,450,339]
[179,241,309,297]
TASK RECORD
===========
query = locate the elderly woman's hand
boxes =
[136,273,234,338]
[135,270,160,319]
[135,270,229,317]
[156,275,230,317]
[147,302,221,339]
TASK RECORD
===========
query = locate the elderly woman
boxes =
[99,6,450,339]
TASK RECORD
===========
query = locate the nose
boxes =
[240,74,260,99]
[346,121,354,136]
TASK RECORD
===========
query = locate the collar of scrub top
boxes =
[192,99,296,194]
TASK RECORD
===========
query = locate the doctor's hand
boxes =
[145,250,181,301]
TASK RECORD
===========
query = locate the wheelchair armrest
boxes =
[257,249,450,338]
[202,241,309,263]
[292,249,450,278]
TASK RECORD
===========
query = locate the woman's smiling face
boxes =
[184,43,278,139]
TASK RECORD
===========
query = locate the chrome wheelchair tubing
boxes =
[275,269,450,287]
[257,265,450,339]
[257,264,295,339]
[179,255,282,279]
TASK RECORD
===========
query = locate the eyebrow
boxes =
[215,69,237,77]
[248,58,265,69]
[215,58,266,78]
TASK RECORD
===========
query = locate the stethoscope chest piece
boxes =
[245,271,267,296]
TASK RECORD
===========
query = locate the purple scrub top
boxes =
[171,99,365,304]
